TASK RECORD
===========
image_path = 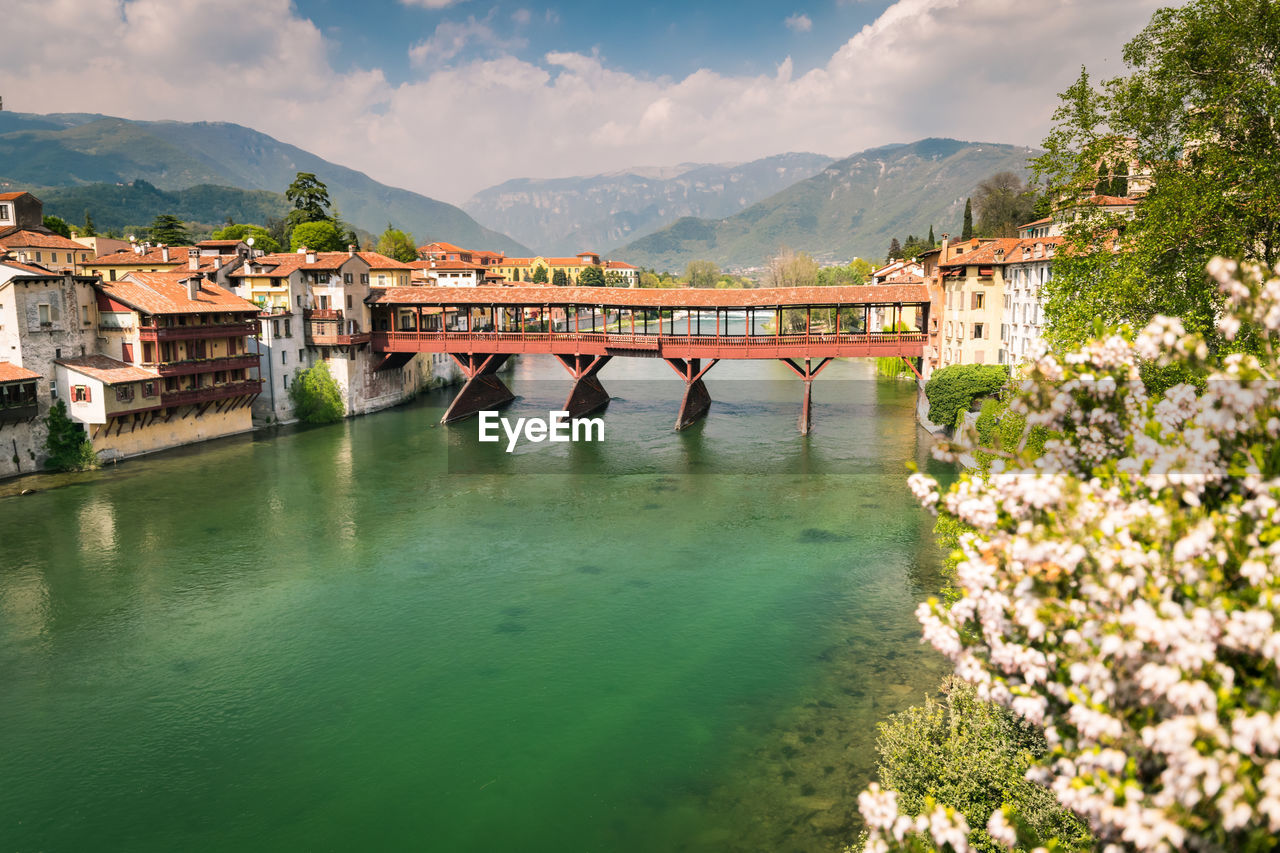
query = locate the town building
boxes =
[497,251,606,284]
[0,191,95,273]
[70,233,131,257]
[937,237,1017,368]
[54,270,263,462]
[232,247,454,421]
[0,260,102,476]
[1001,238,1062,367]
[228,250,311,424]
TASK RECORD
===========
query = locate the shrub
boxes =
[874,678,1092,853]
[924,365,1008,430]
[289,362,345,424]
[43,400,97,472]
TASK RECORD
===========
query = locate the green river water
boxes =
[0,356,948,853]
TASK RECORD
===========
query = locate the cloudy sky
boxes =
[1,0,1166,203]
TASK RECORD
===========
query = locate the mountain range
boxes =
[619,139,1038,272]
[463,153,835,256]
[0,112,531,254]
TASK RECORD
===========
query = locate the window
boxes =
[360,274,369,284]
[273,319,280,337]
[284,320,292,338]
[973,323,985,340]
[346,296,352,309]
[50,380,57,400]
[281,350,288,365]
[38,304,51,325]
[143,382,156,398]
[214,371,227,384]
[72,385,90,403]
[109,269,117,281]
[35,252,42,263]
[972,292,985,310]
[116,385,134,403]
[0,203,9,221]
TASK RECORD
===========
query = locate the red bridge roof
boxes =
[368,284,929,308]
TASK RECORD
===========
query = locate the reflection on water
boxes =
[0,356,949,853]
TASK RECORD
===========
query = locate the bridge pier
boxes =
[553,354,612,418]
[779,357,834,435]
[441,353,515,424]
[664,357,718,431]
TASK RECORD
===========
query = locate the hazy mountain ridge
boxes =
[620,139,1038,272]
[464,153,835,256]
[0,112,532,254]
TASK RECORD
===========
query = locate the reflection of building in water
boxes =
[76,495,119,558]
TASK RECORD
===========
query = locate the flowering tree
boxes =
[863,259,1280,852]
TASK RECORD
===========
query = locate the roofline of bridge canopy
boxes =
[365,284,931,309]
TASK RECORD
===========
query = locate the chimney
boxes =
[306,250,316,265]
[188,252,200,272]
[160,245,170,263]
[187,272,203,301]
[213,256,222,270]
[348,244,356,257]
[994,247,1005,262]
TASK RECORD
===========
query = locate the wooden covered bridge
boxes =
[364,284,930,433]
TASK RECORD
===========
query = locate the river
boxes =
[0,355,949,852]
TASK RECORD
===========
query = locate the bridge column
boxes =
[664,357,718,431]
[779,357,834,435]
[441,353,515,424]
[552,354,612,418]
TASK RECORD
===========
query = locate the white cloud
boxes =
[400,0,469,8]
[785,13,813,33]
[0,0,1166,205]
[511,8,532,25]
[408,13,526,66]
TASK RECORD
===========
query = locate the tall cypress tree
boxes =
[928,225,935,247]
[961,199,974,241]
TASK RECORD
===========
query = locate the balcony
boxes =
[160,380,263,408]
[304,309,343,320]
[0,402,38,424]
[138,321,259,341]
[150,354,261,377]
[307,330,372,347]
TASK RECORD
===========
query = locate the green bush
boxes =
[43,400,98,472]
[924,364,1008,429]
[289,362,345,424]
[874,678,1093,853]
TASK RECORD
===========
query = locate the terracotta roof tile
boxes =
[0,361,41,383]
[93,246,193,265]
[101,271,260,315]
[358,252,414,269]
[0,230,87,250]
[56,355,159,385]
[0,259,58,276]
